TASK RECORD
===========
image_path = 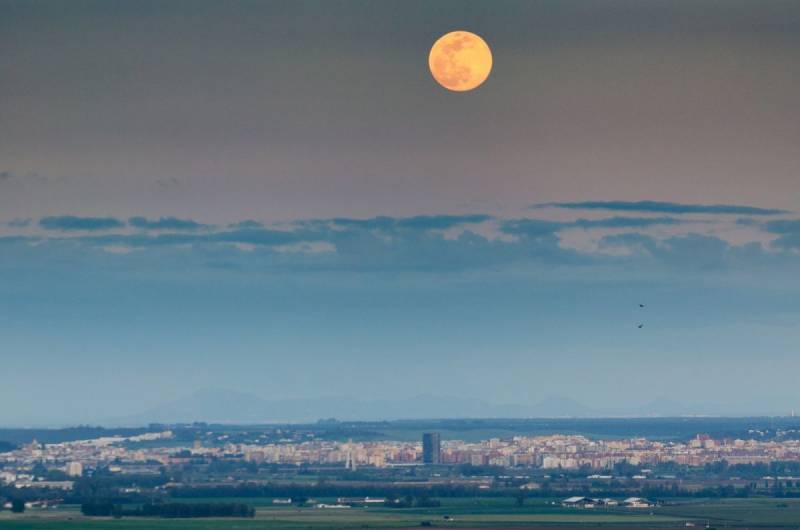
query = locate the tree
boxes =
[515,490,526,507]
[292,496,308,507]
[11,499,26,513]
[415,493,441,508]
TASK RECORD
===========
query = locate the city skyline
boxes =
[7,429,800,474]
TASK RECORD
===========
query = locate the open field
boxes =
[3,497,800,529]
[657,497,800,526]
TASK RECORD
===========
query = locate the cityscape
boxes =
[6,429,800,485]
[2,418,800,524]
[4,0,800,527]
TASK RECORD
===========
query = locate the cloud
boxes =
[536,200,787,216]
[39,216,125,231]
[7,218,32,228]
[228,220,263,229]
[763,219,800,234]
[599,231,775,271]
[500,219,563,237]
[6,210,795,275]
[211,228,325,246]
[71,226,326,250]
[761,219,800,250]
[656,234,732,269]
[24,215,575,271]
[327,214,493,231]
[129,216,212,231]
[0,236,32,245]
[599,232,660,255]
[570,216,685,229]
[501,216,684,236]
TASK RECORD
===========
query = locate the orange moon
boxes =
[428,31,493,92]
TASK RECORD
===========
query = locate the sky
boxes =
[2,0,800,424]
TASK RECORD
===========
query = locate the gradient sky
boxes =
[2,0,800,424]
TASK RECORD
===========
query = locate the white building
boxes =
[66,462,83,477]
[622,497,654,508]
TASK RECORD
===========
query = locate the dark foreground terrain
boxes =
[3,497,800,529]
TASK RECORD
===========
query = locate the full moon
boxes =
[428,31,493,92]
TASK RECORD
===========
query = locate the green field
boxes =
[2,497,800,529]
[657,497,800,526]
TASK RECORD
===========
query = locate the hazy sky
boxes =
[2,0,800,424]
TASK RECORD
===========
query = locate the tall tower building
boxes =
[422,432,441,464]
[345,450,356,471]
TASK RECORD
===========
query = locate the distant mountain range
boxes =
[104,388,728,426]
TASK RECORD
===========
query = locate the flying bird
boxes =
[639,303,645,308]
[637,324,644,329]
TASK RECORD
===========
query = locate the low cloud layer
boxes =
[537,201,788,216]
[4,207,799,275]
[37,215,212,232]
[39,215,126,231]
[129,217,212,231]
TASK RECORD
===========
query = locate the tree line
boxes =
[166,481,800,501]
[80,501,255,518]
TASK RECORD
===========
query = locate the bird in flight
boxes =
[639,303,645,308]
[637,323,644,329]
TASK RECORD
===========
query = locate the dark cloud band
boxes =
[535,201,787,216]
[129,216,212,231]
[39,216,125,231]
